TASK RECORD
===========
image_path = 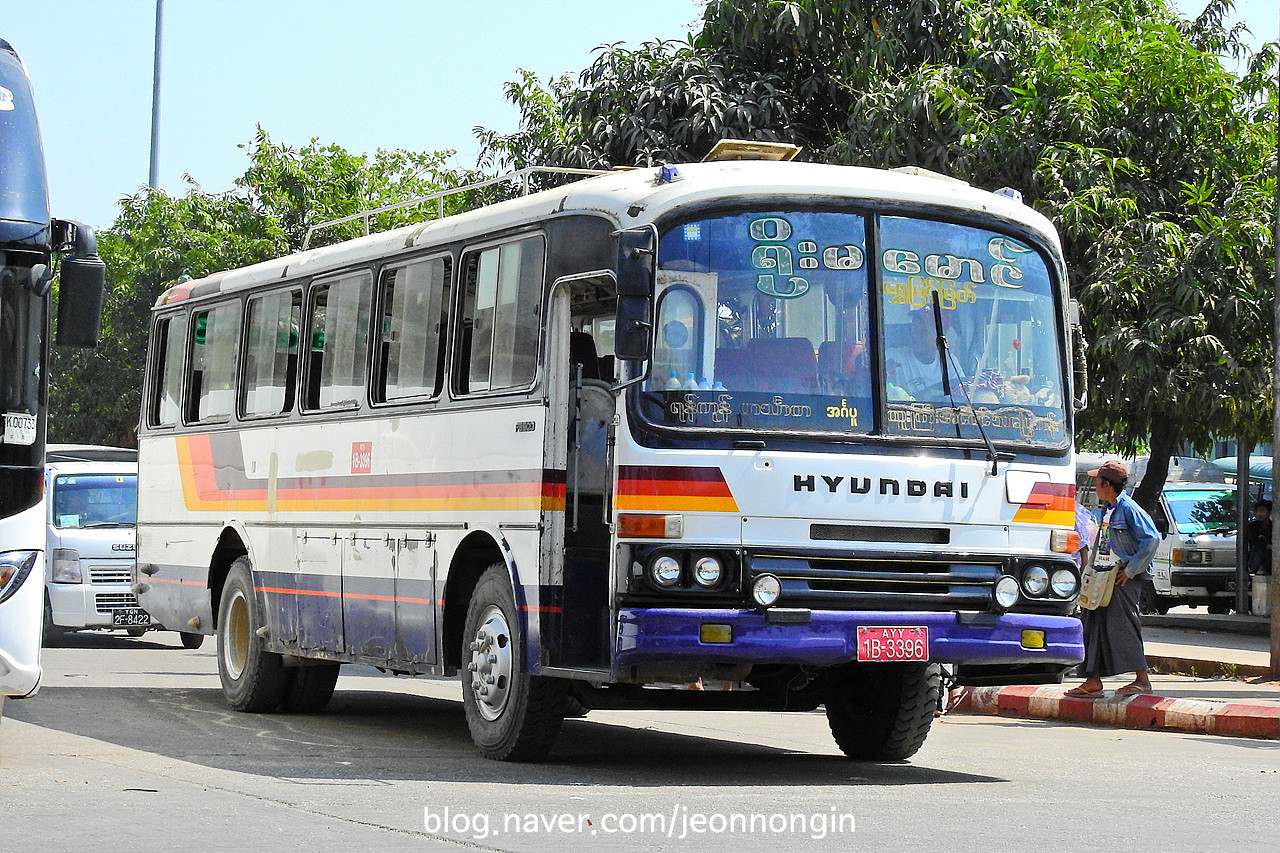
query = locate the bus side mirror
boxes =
[1069,299,1088,412]
[53,220,106,348]
[614,228,655,362]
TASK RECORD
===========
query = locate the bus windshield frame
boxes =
[631,205,1070,451]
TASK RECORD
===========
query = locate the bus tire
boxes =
[824,661,939,761]
[179,631,205,650]
[461,565,568,761]
[42,597,64,647]
[280,663,340,713]
[217,557,289,712]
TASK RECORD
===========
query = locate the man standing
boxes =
[1066,459,1160,697]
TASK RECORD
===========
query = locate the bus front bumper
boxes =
[615,608,1083,670]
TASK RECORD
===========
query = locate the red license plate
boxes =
[857,626,929,662]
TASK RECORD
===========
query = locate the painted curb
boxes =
[951,684,1280,739]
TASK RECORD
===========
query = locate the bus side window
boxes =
[186,302,241,424]
[149,313,188,427]
[374,256,451,403]
[304,271,373,411]
[241,289,301,418]
[456,236,544,395]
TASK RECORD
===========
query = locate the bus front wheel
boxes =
[217,557,289,712]
[461,565,568,761]
[824,661,940,760]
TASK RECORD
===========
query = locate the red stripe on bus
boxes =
[255,585,436,605]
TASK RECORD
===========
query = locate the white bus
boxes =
[1,38,105,717]
[137,145,1085,760]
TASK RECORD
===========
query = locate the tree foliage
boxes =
[478,0,1278,508]
[50,131,469,445]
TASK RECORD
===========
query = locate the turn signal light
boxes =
[1050,529,1080,554]
[617,513,684,539]
[700,623,734,644]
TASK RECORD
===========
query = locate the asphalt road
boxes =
[3,631,1278,852]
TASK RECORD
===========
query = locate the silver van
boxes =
[1076,454,1236,614]
[42,446,147,643]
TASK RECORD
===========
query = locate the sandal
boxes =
[1115,684,1152,696]
[1064,686,1104,699]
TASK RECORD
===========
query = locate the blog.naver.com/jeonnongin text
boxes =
[423,805,856,841]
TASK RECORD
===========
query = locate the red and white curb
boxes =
[951,685,1280,739]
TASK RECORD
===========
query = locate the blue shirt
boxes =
[1103,491,1161,578]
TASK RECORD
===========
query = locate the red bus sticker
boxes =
[351,441,372,474]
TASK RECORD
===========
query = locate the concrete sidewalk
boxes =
[951,614,1280,739]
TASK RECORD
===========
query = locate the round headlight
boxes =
[751,574,781,607]
[650,555,682,587]
[1051,568,1078,598]
[994,575,1020,609]
[694,555,723,587]
[1023,565,1050,596]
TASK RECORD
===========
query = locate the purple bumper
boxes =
[615,608,1083,669]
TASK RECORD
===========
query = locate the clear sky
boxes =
[1,0,1275,233]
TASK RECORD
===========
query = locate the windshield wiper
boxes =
[83,522,134,528]
[931,291,1012,476]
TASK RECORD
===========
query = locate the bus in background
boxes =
[138,142,1085,761]
[1,39,106,717]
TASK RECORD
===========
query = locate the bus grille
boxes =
[749,554,999,611]
[95,593,139,611]
[88,566,134,585]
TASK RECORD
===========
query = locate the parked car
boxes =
[1076,454,1236,614]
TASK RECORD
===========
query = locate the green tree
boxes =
[50,131,468,445]
[480,0,1279,510]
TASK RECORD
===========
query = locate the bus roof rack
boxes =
[302,165,609,250]
[702,139,802,162]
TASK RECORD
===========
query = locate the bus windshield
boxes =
[638,208,1068,448]
[0,47,51,228]
[52,474,138,528]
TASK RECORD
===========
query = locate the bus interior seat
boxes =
[569,332,601,382]
[713,347,753,391]
[740,337,818,392]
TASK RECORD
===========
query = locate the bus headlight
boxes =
[994,576,1020,609]
[0,550,39,604]
[693,555,723,587]
[751,574,781,607]
[1022,565,1050,596]
[649,555,682,587]
[1051,568,1078,598]
[51,548,83,583]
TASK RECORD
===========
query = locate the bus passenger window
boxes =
[149,313,187,427]
[242,289,301,417]
[456,236,544,395]
[187,302,241,424]
[376,256,450,403]
[304,272,373,411]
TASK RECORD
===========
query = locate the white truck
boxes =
[42,446,204,648]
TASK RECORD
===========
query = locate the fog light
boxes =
[650,555,682,587]
[994,576,1020,609]
[1051,568,1078,597]
[751,574,781,607]
[694,555,723,587]
[700,623,733,644]
[1023,565,1050,596]
[1021,629,1046,649]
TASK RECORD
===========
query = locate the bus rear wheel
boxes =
[461,565,568,761]
[217,557,289,712]
[281,663,340,713]
[824,661,940,761]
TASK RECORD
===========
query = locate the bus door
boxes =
[549,280,615,668]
